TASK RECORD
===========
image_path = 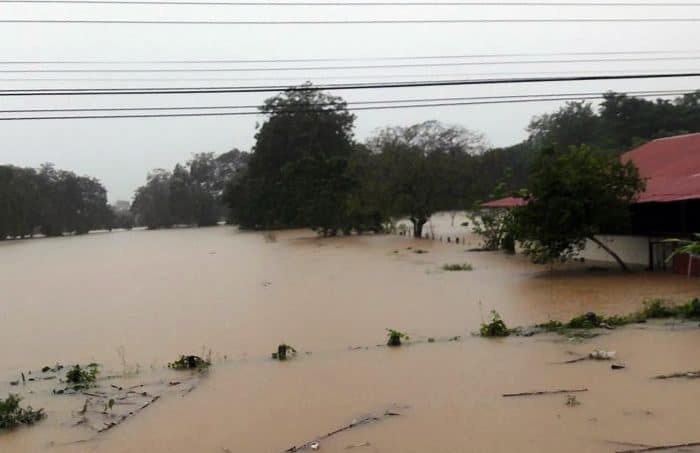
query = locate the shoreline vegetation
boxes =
[4,297,698,436]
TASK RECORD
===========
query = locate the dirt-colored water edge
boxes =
[1,226,698,452]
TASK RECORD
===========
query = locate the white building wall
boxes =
[582,235,649,266]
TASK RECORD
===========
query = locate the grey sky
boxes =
[1,3,699,201]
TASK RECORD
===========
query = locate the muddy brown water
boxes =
[1,227,699,452]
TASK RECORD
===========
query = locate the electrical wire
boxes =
[2,72,700,96]
[1,91,695,120]
[3,56,700,73]
[2,49,700,65]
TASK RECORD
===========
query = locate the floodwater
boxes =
[1,225,699,452]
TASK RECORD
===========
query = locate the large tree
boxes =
[366,120,486,238]
[225,84,357,234]
[512,146,645,271]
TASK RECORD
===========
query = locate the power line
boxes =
[0,89,692,114]
[4,67,700,83]
[2,49,700,65]
[3,56,700,73]
[3,0,700,5]
[2,72,700,96]
[4,17,700,25]
[0,91,694,121]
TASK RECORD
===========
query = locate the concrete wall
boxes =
[582,235,649,266]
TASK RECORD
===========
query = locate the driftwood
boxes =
[97,395,160,433]
[653,370,700,380]
[616,441,700,452]
[283,410,401,452]
[503,388,588,398]
[552,356,588,364]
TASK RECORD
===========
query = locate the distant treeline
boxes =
[130,151,248,229]
[0,163,112,239]
[490,91,700,188]
[6,88,697,239]
[223,87,700,237]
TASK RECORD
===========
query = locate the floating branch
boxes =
[653,370,700,380]
[502,388,588,398]
[283,409,401,452]
[616,441,700,452]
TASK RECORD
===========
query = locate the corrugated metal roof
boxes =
[621,133,700,203]
[481,196,527,208]
[482,133,700,208]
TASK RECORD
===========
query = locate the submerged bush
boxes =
[272,344,297,360]
[480,310,510,337]
[442,263,474,272]
[386,329,409,346]
[65,364,99,387]
[168,355,211,370]
[0,394,45,430]
[676,298,700,318]
[641,299,675,319]
[567,312,602,329]
[534,298,700,335]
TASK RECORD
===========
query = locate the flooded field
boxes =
[1,226,699,452]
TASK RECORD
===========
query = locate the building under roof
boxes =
[481,133,700,274]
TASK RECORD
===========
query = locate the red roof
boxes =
[482,133,700,208]
[481,196,527,208]
[621,133,700,203]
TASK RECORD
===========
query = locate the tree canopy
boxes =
[225,86,358,234]
[512,146,646,271]
[132,150,248,229]
[0,163,112,239]
[365,120,487,237]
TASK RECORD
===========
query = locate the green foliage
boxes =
[133,151,247,229]
[567,312,602,329]
[65,364,99,386]
[168,355,211,371]
[526,93,700,152]
[535,298,700,335]
[441,263,474,271]
[536,320,565,331]
[512,146,645,269]
[480,310,511,337]
[641,299,676,319]
[0,394,45,430]
[226,85,357,234]
[469,209,515,251]
[367,121,487,238]
[386,329,409,346]
[666,234,700,260]
[677,298,700,318]
[0,163,112,240]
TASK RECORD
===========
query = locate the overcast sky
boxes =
[1,2,699,201]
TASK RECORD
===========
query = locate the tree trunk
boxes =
[411,217,426,238]
[588,235,630,273]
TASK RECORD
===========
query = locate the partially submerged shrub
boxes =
[442,263,474,272]
[0,394,45,430]
[168,355,211,370]
[565,395,581,407]
[567,312,602,329]
[65,364,99,387]
[537,320,565,332]
[386,329,409,346]
[641,299,675,319]
[272,344,297,360]
[676,298,700,318]
[480,310,510,337]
